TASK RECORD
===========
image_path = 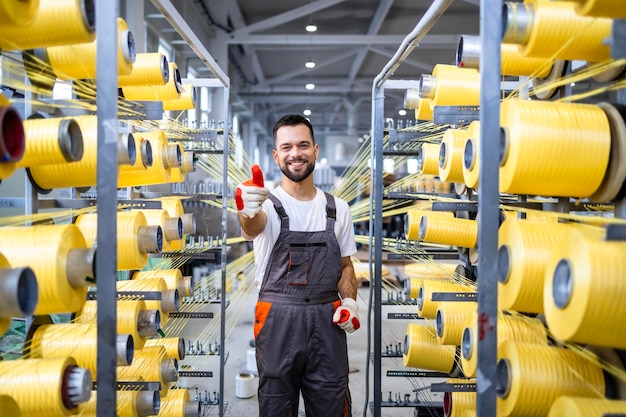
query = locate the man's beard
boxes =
[280,159,315,183]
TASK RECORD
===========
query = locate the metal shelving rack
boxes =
[369,1,500,416]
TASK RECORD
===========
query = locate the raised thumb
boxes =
[251,164,264,187]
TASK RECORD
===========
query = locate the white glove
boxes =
[333,298,360,333]
[235,165,269,218]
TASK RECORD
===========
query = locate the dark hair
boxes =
[272,114,315,144]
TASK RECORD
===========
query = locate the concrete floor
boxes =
[202,283,446,417]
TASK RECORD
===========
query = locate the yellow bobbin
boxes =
[119,52,169,87]
[160,197,191,250]
[17,117,84,168]
[419,215,478,249]
[123,62,182,102]
[117,277,178,327]
[544,232,626,348]
[443,380,476,417]
[572,0,626,18]
[436,302,476,345]
[136,209,183,252]
[163,84,196,111]
[496,341,605,417]
[118,130,172,188]
[161,388,193,417]
[417,278,475,319]
[0,395,21,417]
[0,0,95,50]
[415,98,433,121]
[118,345,177,397]
[461,121,480,189]
[78,389,160,417]
[426,64,480,110]
[461,311,548,378]
[145,337,185,361]
[133,268,191,298]
[500,99,611,198]
[403,324,456,373]
[405,209,452,240]
[548,396,626,417]
[46,17,134,80]
[418,143,440,176]
[438,127,470,184]
[0,0,38,27]
[0,224,91,315]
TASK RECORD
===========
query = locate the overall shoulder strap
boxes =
[268,193,289,230]
[324,192,337,231]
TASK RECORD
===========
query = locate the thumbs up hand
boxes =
[235,165,269,219]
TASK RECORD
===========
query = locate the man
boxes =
[235,114,360,417]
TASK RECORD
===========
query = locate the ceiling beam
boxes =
[228,34,459,46]
[231,0,348,36]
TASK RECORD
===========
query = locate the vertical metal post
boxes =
[476,1,501,416]
[96,1,119,416]
[219,86,230,417]
[370,85,385,417]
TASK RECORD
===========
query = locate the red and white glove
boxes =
[235,165,269,218]
[333,298,360,333]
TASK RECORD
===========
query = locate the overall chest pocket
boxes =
[286,242,326,286]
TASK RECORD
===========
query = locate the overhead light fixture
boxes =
[305,59,316,69]
[306,23,317,32]
[305,83,315,90]
[303,109,312,116]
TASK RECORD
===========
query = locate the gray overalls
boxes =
[254,192,352,417]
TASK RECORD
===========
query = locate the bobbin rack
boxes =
[369,1,626,417]
[0,1,231,417]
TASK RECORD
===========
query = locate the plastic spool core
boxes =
[499,127,510,166]
[461,327,473,359]
[186,400,201,417]
[436,309,444,337]
[552,259,573,309]
[497,245,512,283]
[0,266,37,317]
[160,55,170,84]
[162,289,180,313]
[404,88,420,109]
[58,119,84,163]
[120,30,136,65]
[140,139,153,168]
[403,277,411,296]
[118,133,137,166]
[443,391,452,417]
[456,34,480,69]
[0,106,25,162]
[418,216,428,240]
[136,391,160,417]
[438,141,448,169]
[173,68,183,94]
[138,309,161,337]
[161,358,178,382]
[502,2,533,45]
[117,333,134,366]
[63,365,93,408]
[417,286,425,311]
[177,337,186,360]
[403,334,410,355]
[419,74,436,99]
[495,359,512,399]
[80,0,96,33]
[463,138,476,170]
[417,147,425,172]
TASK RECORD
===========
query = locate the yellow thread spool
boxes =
[461,311,548,378]
[497,218,596,313]
[403,323,456,373]
[160,197,192,251]
[119,52,169,87]
[0,0,95,50]
[0,224,91,315]
[503,0,612,62]
[0,395,21,417]
[417,278,475,319]
[145,337,185,361]
[168,145,189,184]
[418,143,440,175]
[118,345,177,397]
[461,121,480,189]
[75,210,162,270]
[436,302,476,345]
[0,0,38,27]
[29,323,132,378]
[499,99,611,198]
[133,268,191,298]
[17,117,83,168]
[548,396,626,417]
[118,130,172,188]
[0,357,92,417]
[77,299,158,350]
[405,209,453,240]
[136,209,183,252]
[419,215,478,249]
[443,379,476,417]
[571,0,626,18]
[123,62,182,102]
[544,232,626,348]
[161,388,195,417]
[117,277,178,327]
[163,84,196,111]
[422,64,480,110]
[403,261,458,298]
[46,17,134,80]
[77,390,160,417]
[496,341,605,417]
[415,97,434,121]
[438,127,470,184]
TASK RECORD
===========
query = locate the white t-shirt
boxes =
[247,186,357,289]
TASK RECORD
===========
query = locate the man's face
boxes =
[273,124,319,183]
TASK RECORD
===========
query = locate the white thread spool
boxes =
[246,348,257,373]
[235,373,256,399]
